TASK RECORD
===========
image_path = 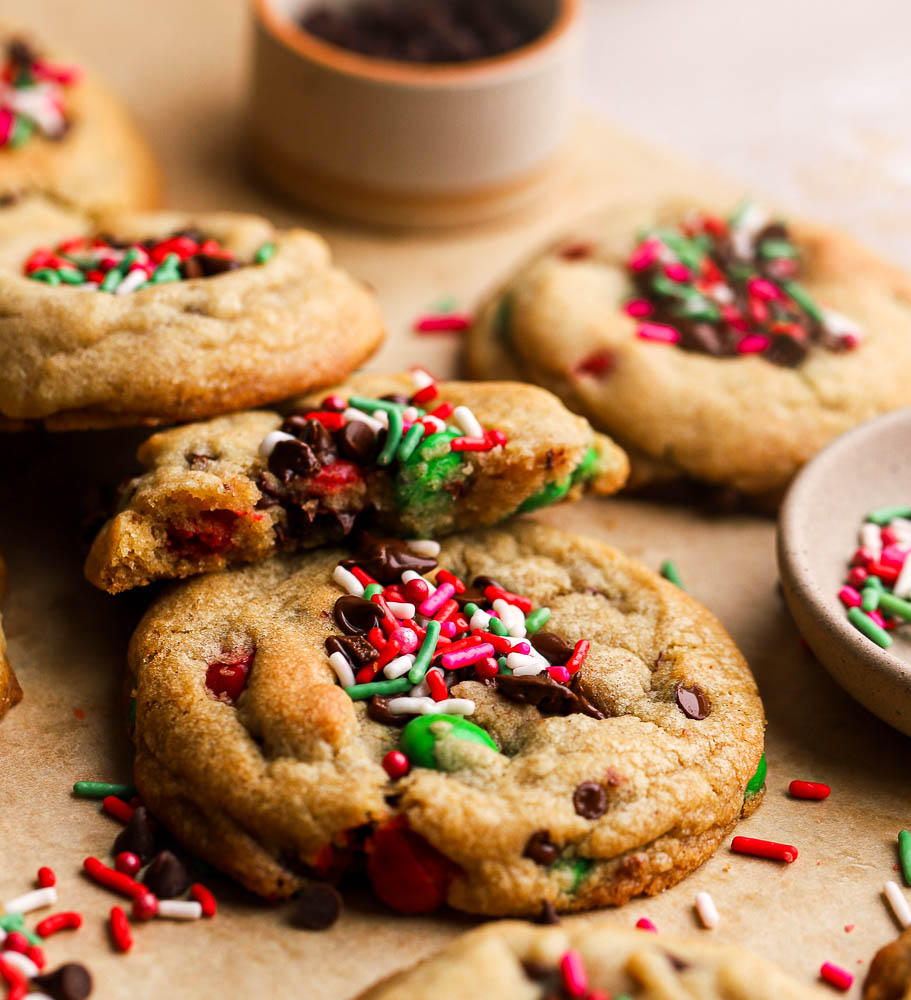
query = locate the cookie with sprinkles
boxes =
[0,32,160,211]
[128,522,764,915]
[0,551,22,721]
[864,925,911,1000]
[466,198,911,504]
[355,920,825,1000]
[85,371,628,592]
[0,195,384,429]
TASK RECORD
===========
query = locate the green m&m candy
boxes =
[400,714,498,771]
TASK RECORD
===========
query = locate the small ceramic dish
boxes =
[248,0,580,228]
[778,407,911,738]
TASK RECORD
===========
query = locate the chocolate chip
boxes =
[675,682,711,720]
[292,880,343,930]
[113,805,156,864]
[181,256,204,279]
[352,535,438,584]
[334,595,383,635]
[325,634,376,666]
[766,331,809,367]
[523,830,559,866]
[496,673,604,720]
[521,959,558,983]
[197,253,240,276]
[282,416,338,462]
[7,39,37,67]
[472,575,505,592]
[142,850,189,899]
[268,439,321,481]
[529,632,574,665]
[533,900,560,925]
[367,695,410,726]
[573,781,608,819]
[32,963,93,1000]
[337,420,378,463]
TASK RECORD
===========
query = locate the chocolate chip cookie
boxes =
[0,195,384,429]
[0,553,22,720]
[0,32,161,211]
[356,920,825,1000]
[128,522,764,915]
[466,199,911,504]
[85,372,628,593]
[864,926,911,1000]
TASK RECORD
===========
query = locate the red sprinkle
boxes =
[435,569,466,594]
[83,856,146,899]
[109,906,133,952]
[3,932,27,954]
[0,956,27,1000]
[484,586,532,614]
[102,795,134,823]
[382,750,410,780]
[25,946,45,971]
[426,669,448,702]
[636,917,658,932]
[450,436,496,452]
[820,962,853,991]
[375,638,403,670]
[428,401,454,420]
[190,883,217,918]
[559,949,588,998]
[132,892,159,921]
[35,911,82,937]
[115,851,142,877]
[303,411,345,430]
[37,866,56,888]
[789,780,831,800]
[566,639,590,675]
[730,836,798,863]
[411,382,440,406]
[867,561,900,583]
[414,313,471,333]
[475,656,499,680]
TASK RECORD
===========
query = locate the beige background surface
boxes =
[2,2,911,998]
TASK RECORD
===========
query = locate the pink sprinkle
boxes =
[628,239,660,272]
[737,335,771,354]
[0,108,13,145]
[838,586,862,609]
[842,333,860,349]
[509,641,531,655]
[441,643,495,670]
[414,313,471,334]
[747,276,783,301]
[664,262,691,282]
[559,950,588,998]
[418,582,455,617]
[389,627,418,654]
[881,526,904,546]
[439,621,457,638]
[624,299,653,318]
[869,609,888,628]
[637,322,680,344]
[636,917,657,932]
[820,962,853,991]
[852,547,876,567]
[721,305,749,332]
[880,544,909,568]
[847,567,868,588]
[547,666,571,683]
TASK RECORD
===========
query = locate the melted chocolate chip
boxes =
[367,695,410,726]
[573,781,608,819]
[142,850,189,899]
[472,575,505,592]
[533,900,560,925]
[197,253,240,276]
[182,255,204,279]
[352,535,438,584]
[675,682,711,720]
[766,331,809,367]
[495,673,604,720]
[292,880,343,930]
[32,964,93,1000]
[337,420,378,463]
[112,805,156,864]
[334,595,383,634]
[268,438,321,481]
[523,830,559,866]
[530,632,574,665]
[325,634,377,667]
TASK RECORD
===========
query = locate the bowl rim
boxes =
[254,0,579,86]
[778,407,911,698]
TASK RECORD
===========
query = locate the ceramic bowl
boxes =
[778,407,911,737]
[248,0,580,227]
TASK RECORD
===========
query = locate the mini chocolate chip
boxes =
[268,439,321,481]
[367,695,410,726]
[530,632,574,665]
[334,595,383,634]
[325,634,376,666]
[675,682,711,720]
[113,805,156,863]
[32,963,93,1000]
[573,781,608,819]
[143,850,189,899]
[533,900,560,925]
[292,880,343,930]
[523,830,559,866]
[337,420,378,463]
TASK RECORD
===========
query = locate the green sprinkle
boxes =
[847,606,892,648]
[660,560,685,589]
[348,396,405,415]
[671,293,720,323]
[861,587,881,612]
[0,913,25,931]
[254,242,276,265]
[549,857,594,893]
[408,620,441,685]
[151,253,181,283]
[781,281,822,323]
[878,592,911,621]
[864,575,885,594]
[396,421,425,463]
[122,248,141,269]
[524,607,551,634]
[29,268,60,285]
[377,405,403,466]
[73,780,136,799]
[23,928,42,946]
[363,583,383,600]
[430,294,458,313]
[497,656,511,675]
[101,267,123,293]
[9,115,33,148]
[758,238,799,259]
[651,273,689,299]
[899,829,911,887]
[345,677,411,701]
[728,198,754,228]
[745,753,766,799]
[493,295,512,343]
[866,505,911,526]
[57,267,85,285]
[487,615,508,637]
[463,602,480,618]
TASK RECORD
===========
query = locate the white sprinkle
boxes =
[421,415,445,434]
[258,429,297,458]
[708,283,734,304]
[885,881,911,928]
[493,599,526,638]
[157,900,203,920]
[860,522,882,552]
[411,368,435,390]
[387,601,416,620]
[695,891,719,929]
[114,268,148,295]
[821,307,862,340]
[470,609,492,631]
[730,203,769,259]
[344,408,384,432]
[507,652,544,674]
[3,886,57,915]
[402,406,419,423]
[332,565,365,597]
[894,556,911,600]
[1,951,39,978]
[388,696,434,715]
[406,539,440,557]
[372,409,389,429]
[427,698,475,716]
[410,680,431,698]
[890,517,911,537]
[453,405,483,439]
[328,652,356,689]
[383,655,416,679]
